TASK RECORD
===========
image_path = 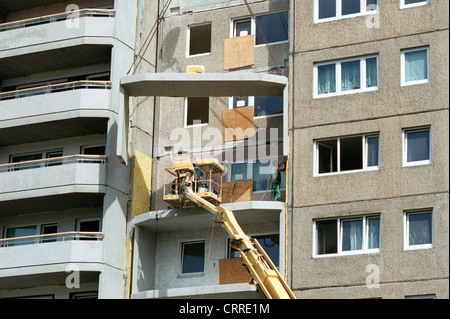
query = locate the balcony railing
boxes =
[0,81,112,101]
[0,231,104,247]
[0,155,108,173]
[0,9,116,32]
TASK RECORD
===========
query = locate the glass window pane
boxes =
[340,136,363,171]
[255,12,288,45]
[235,19,251,37]
[405,0,427,5]
[408,213,432,246]
[318,139,337,173]
[254,234,279,267]
[318,64,336,94]
[231,163,247,181]
[254,96,283,116]
[404,49,428,82]
[316,220,337,255]
[407,130,430,162]
[6,226,37,246]
[318,0,336,19]
[182,241,205,274]
[366,0,378,11]
[366,57,378,87]
[253,157,286,191]
[342,0,361,15]
[342,219,363,251]
[367,136,379,167]
[341,60,361,91]
[367,218,380,249]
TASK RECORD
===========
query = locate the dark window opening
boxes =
[186,97,209,126]
[189,23,212,56]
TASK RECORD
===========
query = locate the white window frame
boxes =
[313,215,381,258]
[313,55,379,98]
[186,22,212,58]
[231,10,289,47]
[179,240,206,276]
[227,96,283,119]
[401,46,430,86]
[183,97,209,128]
[400,0,429,10]
[402,126,432,167]
[404,210,434,251]
[313,133,380,176]
[314,0,379,23]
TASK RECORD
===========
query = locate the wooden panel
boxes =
[222,106,255,142]
[131,151,152,217]
[223,35,255,70]
[221,180,253,203]
[219,258,249,285]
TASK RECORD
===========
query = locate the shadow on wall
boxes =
[161,27,181,72]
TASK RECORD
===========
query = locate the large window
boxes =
[403,127,431,166]
[228,234,280,267]
[181,241,205,275]
[187,23,212,57]
[228,157,286,192]
[401,47,429,86]
[185,97,209,127]
[233,11,289,45]
[315,0,378,22]
[314,134,379,175]
[314,55,378,97]
[404,210,433,250]
[230,96,283,117]
[314,215,381,256]
[9,149,63,171]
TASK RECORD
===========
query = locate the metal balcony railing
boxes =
[0,9,115,32]
[0,231,104,247]
[0,155,108,173]
[0,81,112,101]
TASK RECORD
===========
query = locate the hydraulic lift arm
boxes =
[183,186,296,299]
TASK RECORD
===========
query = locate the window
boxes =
[230,96,283,117]
[228,234,280,267]
[228,157,286,192]
[81,145,105,155]
[314,215,381,256]
[77,218,101,241]
[5,225,37,246]
[314,55,378,97]
[315,134,379,175]
[400,0,428,9]
[181,241,205,274]
[403,127,431,166]
[233,11,289,45]
[41,224,58,243]
[404,210,433,250]
[10,149,63,171]
[185,97,209,127]
[401,47,429,86]
[315,0,378,22]
[188,23,211,57]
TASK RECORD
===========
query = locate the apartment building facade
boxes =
[0,0,448,300]
[0,0,141,299]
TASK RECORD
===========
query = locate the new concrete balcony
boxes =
[0,9,115,58]
[0,155,107,214]
[130,201,285,299]
[0,231,104,290]
[0,81,111,146]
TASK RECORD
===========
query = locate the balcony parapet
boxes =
[0,9,115,32]
[0,231,104,247]
[0,81,111,101]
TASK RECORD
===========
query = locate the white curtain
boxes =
[366,57,378,88]
[318,64,336,94]
[368,218,380,249]
[342,220,362,251]
[405,49,427,82]
[341,60,360,91]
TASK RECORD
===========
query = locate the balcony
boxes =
[130,201,284,299]
[0,231,104,290]
[0,9,115,57]
[0,81,111,145]
[0,155,107,214]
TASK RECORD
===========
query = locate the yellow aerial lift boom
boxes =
[163,157,296,299]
